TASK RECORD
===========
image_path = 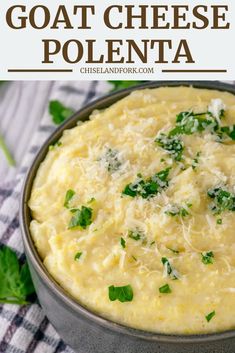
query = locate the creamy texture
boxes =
[29,87,235,334]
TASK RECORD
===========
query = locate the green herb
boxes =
[155,134,184,161]
[159,284,172,294]
[108,81,144,91]
[74,252,83,261]
[192,152,201,170]
[0,246,35,305]
[128,230,143,241]
[217,218,222,225]
[208,187,235,214]
[49,100,75,125]
[0,134,15,166]
[150,241,156,246]
[108,284,133,302]
[120,237,126,249]
[132,255,137,262]
[167,247,179,254]
[201,251,214,265]
[205,311,215,322]
[165,204,190,217]
[217,125,235,141]
[101,148,121,173]
[122,168,170,199]
[68,206,93,229]
[49,141,62,150]
[171,111,216,136]
[161,257,179,280]
[64,189,76,209]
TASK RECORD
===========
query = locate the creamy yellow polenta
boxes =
[29,87,235,334]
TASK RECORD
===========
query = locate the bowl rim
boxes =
[20,80,235,344]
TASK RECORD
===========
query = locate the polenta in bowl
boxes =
[28,85,235,336]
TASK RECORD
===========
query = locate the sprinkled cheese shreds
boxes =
[29,87,235,335]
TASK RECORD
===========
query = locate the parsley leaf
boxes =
[0,246,35,305]
[122,168,170,199]
[165,204,190,217]
[68,206,93,229]
[205,311,215,322]
[120,237,126,249]
[155,134,184,161]
[208,187,235,214]
[159,284,172,294]
[49,100,75,125]
[192,152,201,170]
[74,252,83,261]
[108,81,144,91]
[108,285,133,302]
[0,134,15,167]
[161,257,179,280]
[64,189,76,209]
[218,125,235,141]
[128,229,143,241]
[201,251,214,265]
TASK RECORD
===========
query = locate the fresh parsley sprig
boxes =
[0,246,35,305]
[49,100,75,125]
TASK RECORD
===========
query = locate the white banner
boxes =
[0,0,234,80]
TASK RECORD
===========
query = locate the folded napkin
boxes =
[0,81,110,353]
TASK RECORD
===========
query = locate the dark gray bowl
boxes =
[20,81,235,353]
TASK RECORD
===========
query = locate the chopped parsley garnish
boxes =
[155,134,184,161]
[218,125,235,141]
[201,251,214,265]
[128,229,143,241]
[64,189,76,209]
[108,285,133,302]
[159,284,172,294]
[132,255,138,262]
[74,252,83,261]
[150,241,156,246]
[217,218,223,225]
[165,204,190,217]
[101,148,122,173]
[120,237,126,249]
[68,206,93,229]
[49,141,62,151]
[122,168,170,199]
[192,152,201,170]
[0,246,35,305]
[161,257,179,280]
[205,311,216,322]
[49,100,75,125]
[208,187,235,214]
[167,247,179,254]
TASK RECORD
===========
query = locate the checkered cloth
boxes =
[0,81,111,353]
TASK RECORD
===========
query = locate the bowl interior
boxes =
[20,81,235,343]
